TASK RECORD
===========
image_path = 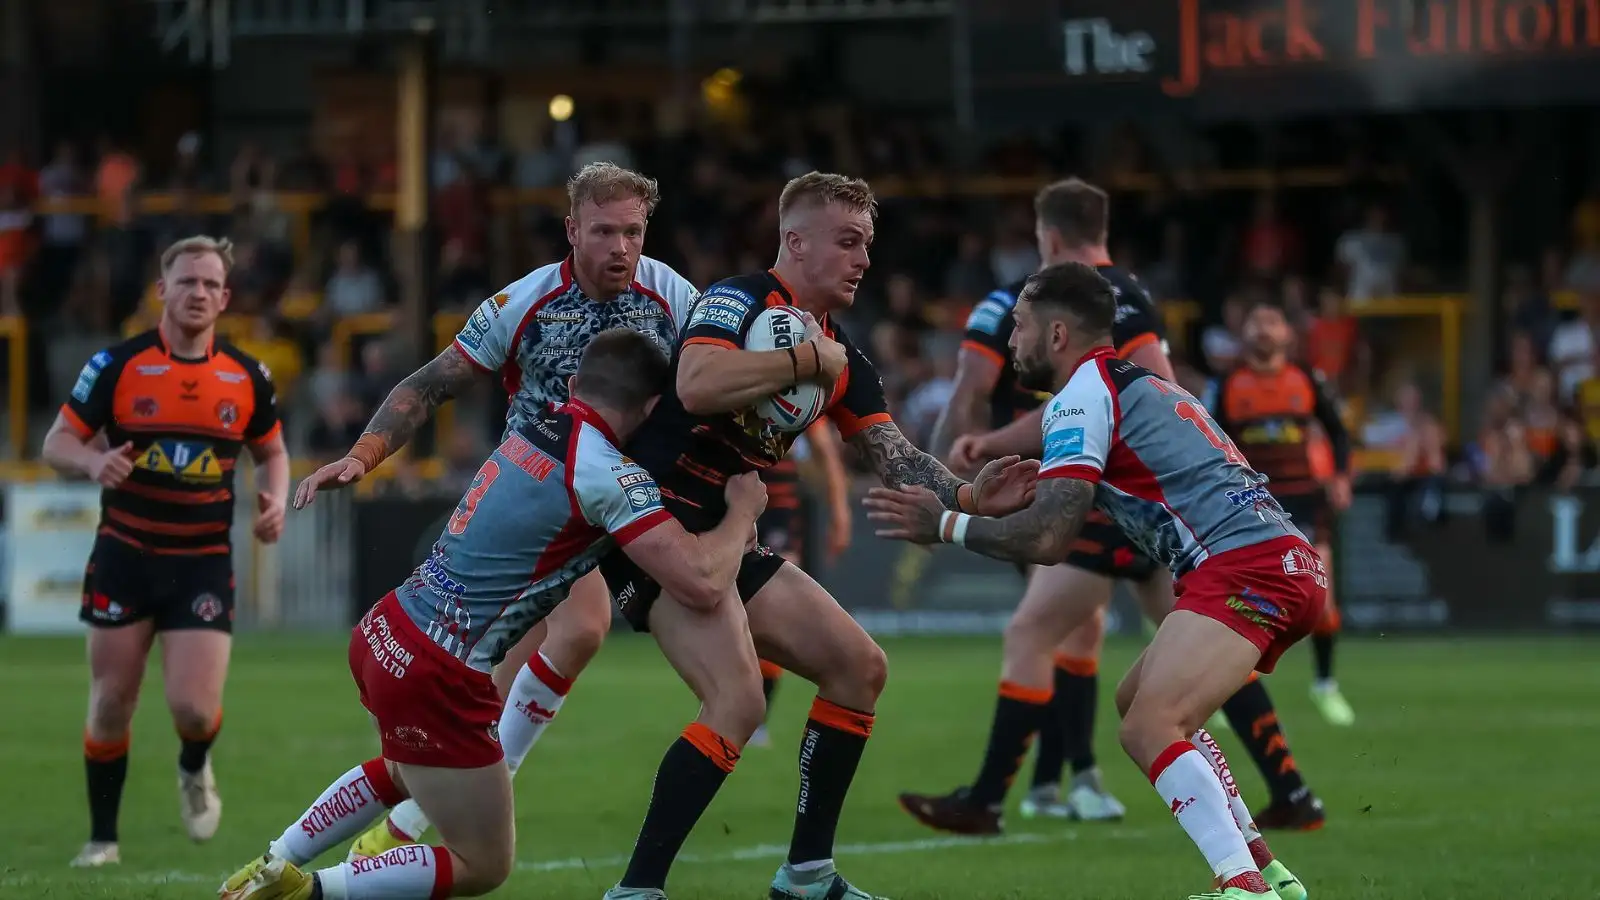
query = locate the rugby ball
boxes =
[746,305,829,433]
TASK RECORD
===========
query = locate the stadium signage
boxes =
[970,0,1600,123]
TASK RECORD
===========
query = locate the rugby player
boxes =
[293,164,699,856]
[903,179,1324,835]
[751,419,853,748]
[597,172,1033,900]
[867,262,1321,900]
[220,329,767,900]
[41,236,289,867]
[1209,299,1356,737]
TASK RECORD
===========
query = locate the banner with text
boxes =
[4,483,99,635]
[969,0,1600,125]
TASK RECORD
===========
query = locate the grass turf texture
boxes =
[0,633,1594,900]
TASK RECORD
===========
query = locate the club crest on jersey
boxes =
[192,593,224,622]
[1281,545,1328,588]
[132,396,159,417]
[215,399,239,428]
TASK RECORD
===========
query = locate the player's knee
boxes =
[705,675,767,743]
[168,703,216,741]
[87,685,139,738]
[1001,610,1050,660]
[447,847,514,897]
[851,639,890,701]
[1059,608,1106,658]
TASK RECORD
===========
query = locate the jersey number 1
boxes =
[448,460,501,535]
[1175,400,1246,465]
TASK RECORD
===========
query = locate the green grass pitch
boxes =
[0,633,1595,899]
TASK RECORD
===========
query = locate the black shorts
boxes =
[757,505,806,563]
[602,491,787,633]
[1063,511,1160,581]
[1277,492,1333,544]
[79,536,236,632]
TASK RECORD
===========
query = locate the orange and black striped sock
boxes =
[1221,676,1308,805]
[85,732,131,843]
[788,697,875,865]
[178,710,222,775]
[971,682,1050,807]
[618,723,740,890]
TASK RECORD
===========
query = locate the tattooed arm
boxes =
[848,420,970,510]
[962,479,1095,566]
[361,344,485,458]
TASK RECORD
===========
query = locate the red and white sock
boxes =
[499,652,572,776]
[1149,741,1257,885]
[269,759,404,865]
[1191,728,1274,869]
[314,844,455,900]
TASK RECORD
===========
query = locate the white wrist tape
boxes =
[938,511,973,546]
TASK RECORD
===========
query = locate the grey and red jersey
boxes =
[393,400,670,672]
[1039,347,1306,578]
[452,255,700,437]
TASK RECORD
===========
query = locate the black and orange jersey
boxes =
[761,457,803,513]
[962,265,1163,429]
[60,329,281,555]
[1208,361,1350,497]
[628,269,890,518]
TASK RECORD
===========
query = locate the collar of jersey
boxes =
[1071,345,1116,375]
[154,323,214,362]
[557,398,622,447]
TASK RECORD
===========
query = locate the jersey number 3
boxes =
[447,460,501,535]
[1175,400,1246,465]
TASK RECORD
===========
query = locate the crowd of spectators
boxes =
[2,106,1599,511]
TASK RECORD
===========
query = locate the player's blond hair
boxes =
[160,235,235,275]
[567,163,661,217]
[778,172,878,223]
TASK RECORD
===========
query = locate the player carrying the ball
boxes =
[867,262,1321,900]
[219,329,769,900]
[596,172,1033,900]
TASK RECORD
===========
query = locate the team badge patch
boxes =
[192,593,224,622]
[132,397,159,417]
[215,399,239,428]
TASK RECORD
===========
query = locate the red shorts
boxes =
[348,592,505,769]
[1173,536,1328,674]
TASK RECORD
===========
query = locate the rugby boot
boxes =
[69,841,120,867]
[1308,682,1355,727]
[770,861,888,899]
[1062,767,1126,821]
[897,786,1002,835]
[1190,870,1282,899]
[603,887,669,900]
[1018,783,1071,819]
[1255,794,1326,832]
[1261,859,1308,900]
[179,757,223,842]
[347,815,415,862]
[219,854,315,900]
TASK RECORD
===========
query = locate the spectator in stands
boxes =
[1564,188,1600,292]
[324,240,386,317]
[1379,381,1448,539]
[1240,191,1300,280]
[1547,289,1600,401]
[94,136,144,323]
[1335,203,1405,303]
[1303,285,1368,396]
[897,335,958,448]
[989,205,1039,286]
[1502,263,1556,355]
[1475,385,1535,541]
[35,141,89,311]
[1201,292,1248,375]
[943,231,993,300]
[1142,219,1187,301]
[0,177,32,317]
[870,272,933,384]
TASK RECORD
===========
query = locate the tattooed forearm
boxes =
[964,478,1096,566]
[850,421,967,509]
[363,345,482,451]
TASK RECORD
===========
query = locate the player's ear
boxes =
[217,286,231,312]
[564,215,578,247]
[566,375,579,399]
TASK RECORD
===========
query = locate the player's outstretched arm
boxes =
[865,477,1095,567]
[848,420,970,511]
[360,344,484,459]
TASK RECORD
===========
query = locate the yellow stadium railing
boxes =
[1345,295,1464,442]
[0,316,27,460]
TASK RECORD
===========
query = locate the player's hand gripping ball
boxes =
[746,305,830,432]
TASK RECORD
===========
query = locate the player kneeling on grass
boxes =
[219,329,768,900]
[865,262,1322,900]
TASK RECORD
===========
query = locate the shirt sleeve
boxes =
[681,280,764,350]
[1038,372,1116,484]
[960,289,1016,368]
[640,257,702,331]
[825,326,893,440]
[60,347,122,439]
[453,286,525,371]
[244,357,283,445]
[1111,281,1166,359]
[570,427,673,546]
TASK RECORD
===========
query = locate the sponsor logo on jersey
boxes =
[214,370,248,384]
[1281,544,1328,588]
[72,351,112,403]
[688,298,748,333]
[135,439,222,483]
[966,294,1012,335]
[624,482,663,512]
[617,471,653,488]
[1044,426,1086,460]
[137,364,171,376]
[458,308,493,351]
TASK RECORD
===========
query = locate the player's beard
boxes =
[1016,344,1056,393]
